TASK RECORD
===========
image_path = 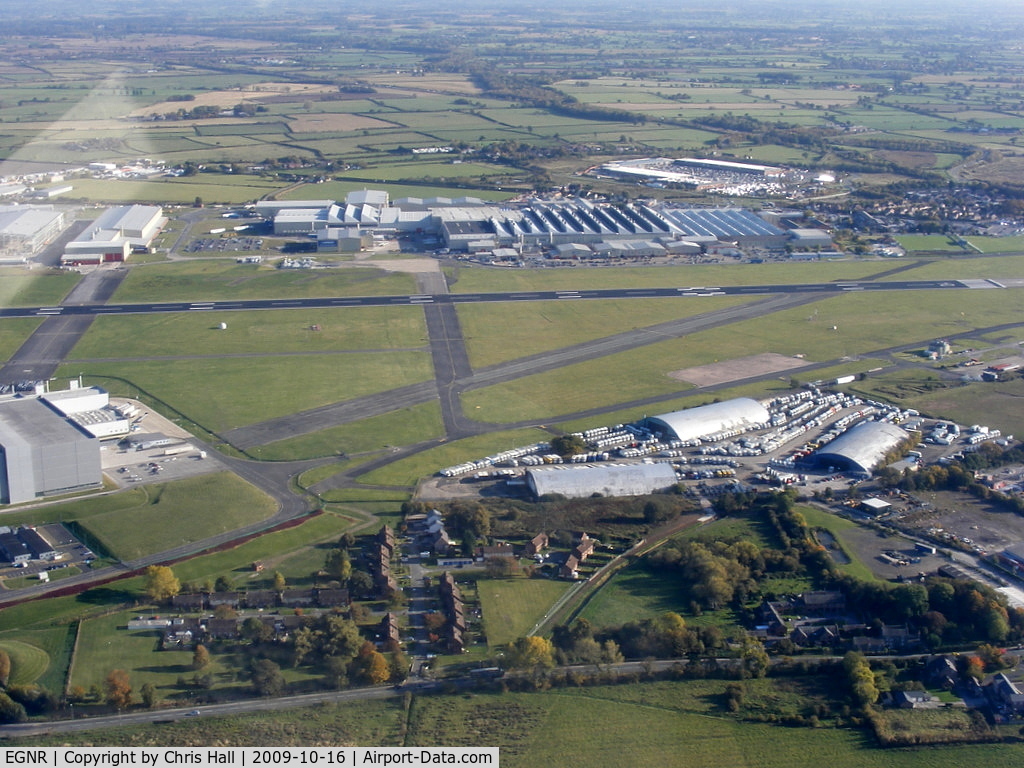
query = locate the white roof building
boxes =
[647,398,772,443]
[0,205,66,259]
[526,463,678,499]
[807,421,909,477]
[62,205,165,265]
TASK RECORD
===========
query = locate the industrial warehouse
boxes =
[0,204,66,263]
[61,204,167,266]
[0,382,131,504]
[256,191,793,254]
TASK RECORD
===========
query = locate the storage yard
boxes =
[425,387,1009,503]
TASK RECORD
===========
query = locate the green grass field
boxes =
[78,473,277,562]
[68,306,428,359]
[0,269,80,307]
[0,639,50,686]
[796,505,884,583]
[447,261,889,294]
[60,350,433,433]
[576,563,688,628]
[456,296,756,368]
[257,401,445,460]
[113,261,417,302]
[894,235,966,253]
[964,236,1024,253]
[476,577,573,648]
[68,611,248,696]
[0,318,43,363]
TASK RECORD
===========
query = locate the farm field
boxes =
[60,177,287,205]
[9,684,1024,767]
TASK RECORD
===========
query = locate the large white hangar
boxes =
[526,463,678,499]
[61,204,166,266]
[646,398,771,444]
[803,421,908,477]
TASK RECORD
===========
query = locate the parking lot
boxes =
[101,398,225,488]
[183,236,265,253]
[0,522,96,582]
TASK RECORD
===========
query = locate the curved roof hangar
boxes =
[806,421,908,477]
[647,398,771,443]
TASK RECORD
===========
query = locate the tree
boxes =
[250,659,284,697]
[273,571,287,592]
[349,570,374,597]
[144,565,180,603]
[324,549,352,582]
[321,616,363,659]
[352,644,391,685]
[740,637,769,679]
[0,693,26,724]
[0,648,10,687]
[506,636,555,670]
[104,669,132,710]
[214,576,233,593]
[390,647,410,683]
[140,682,158,709]
[551,434,586,457]
[241,617,273,644]
[192,644,210,671]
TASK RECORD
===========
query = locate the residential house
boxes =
[316,587,351,608]
[244,590,278,609]
[560,554,580,580]
[280,589,315,607]
[207,591,240,608]
[524,532,548,557]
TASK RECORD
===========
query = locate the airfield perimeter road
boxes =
[0,266,1018,607]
